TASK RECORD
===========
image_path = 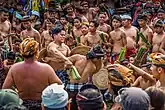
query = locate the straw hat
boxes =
[38,48,47,63]
[92,68,109,90]
[70,46,91,56]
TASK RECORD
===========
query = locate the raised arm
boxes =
[130,63,155,83]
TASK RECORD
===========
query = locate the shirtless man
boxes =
[120,15,138,58]
[2,38,62,109]
[66,45,105,110]
[132,64,153,90]
[130,53,165,88]
[137,14,153,49]
[109,15,127,63]
[152,20,165,53]
[73,17,83,43]
[0,8,12,56]
[80,22,89,45]
[97,13,111,35]
[45,28,72,84]
[41,21,53,48]
[20,16,41,49]
[84,20,108,47]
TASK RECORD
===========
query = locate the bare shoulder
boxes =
[47,42,54,48]
[147,27,153,33]
[33,28,40,34]
[63,43,70,49]
[9,62,24,71]
[38,62,52,69]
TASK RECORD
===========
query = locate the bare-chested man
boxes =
[41,21,53,48]
[109,15,127,63]
[80,22,89,45]
[20,16,41,49]
[97,12,111,34]
[120,15,138,58]
[137,14,153,49]
[45,27,72,84]
[132,64,153,90]
[152,20,165,53]
[73,17,83,43]
[0,8,12,58]
[2,38,62,109]
[66,45,105,110]
[84,20,108,47]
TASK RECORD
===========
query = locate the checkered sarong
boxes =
[65,83,86,93]
[56,70,69,84]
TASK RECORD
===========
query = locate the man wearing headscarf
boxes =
[2,38,62,110]
[130,53,165,88]
[66,44,105,110]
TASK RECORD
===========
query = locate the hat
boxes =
[149,53,165,67]
[115,87,150,110]
[92,68,109,90]
[70,46,91,56]
[120,15,132,20]
[106,64,134,86]
[0,89,23,107]
[42,84,68,109]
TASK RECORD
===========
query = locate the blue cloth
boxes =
[55,70,68,84]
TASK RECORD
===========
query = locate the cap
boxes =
[0,89,23,107]
[42,84,68,109]
[115,87,150,110]
[120,15,132,20]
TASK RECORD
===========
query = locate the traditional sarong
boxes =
[65,83,86,110]
[1,40,10,60]
[56,70,69,85]
[23,100,42,110]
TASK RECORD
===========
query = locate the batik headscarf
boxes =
[86,45,105,60]
[149,53,165,67]
[20,38,39,59]
[107,64,134,87]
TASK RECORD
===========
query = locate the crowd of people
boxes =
[0,0,165,110]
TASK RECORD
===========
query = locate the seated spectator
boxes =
[0,89,23,108]
[76,84,106,110]
[145,87,165,110]
[41,83,68,110]
[115,87,150,110]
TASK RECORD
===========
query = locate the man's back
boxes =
[3,61,62,100]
